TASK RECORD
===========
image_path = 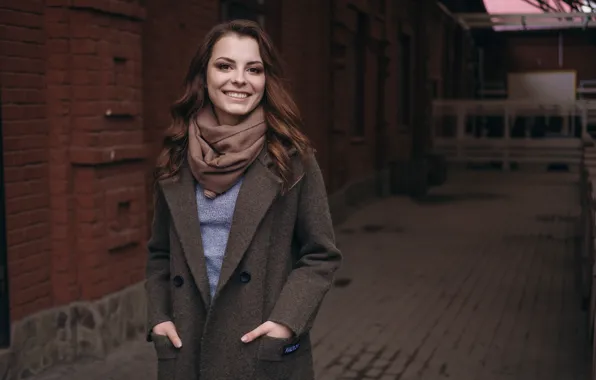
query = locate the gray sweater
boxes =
[195,178,243,298]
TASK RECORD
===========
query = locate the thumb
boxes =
[166,326,183,348]
[241,322,272,343]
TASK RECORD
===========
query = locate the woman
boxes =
[145,19,342,380]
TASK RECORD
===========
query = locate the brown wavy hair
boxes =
[154,19,312,192]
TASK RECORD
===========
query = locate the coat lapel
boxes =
[214,149,282,297]
[159,165,212,308]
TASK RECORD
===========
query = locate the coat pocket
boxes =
[151,333,179,380]
[256,335,314,379]
[257,335,310,361]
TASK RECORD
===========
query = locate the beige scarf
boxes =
[187,105,267,199]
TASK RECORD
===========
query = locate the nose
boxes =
[232,70,247,86]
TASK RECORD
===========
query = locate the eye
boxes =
[217,63,232,71]
[248,67,264,74]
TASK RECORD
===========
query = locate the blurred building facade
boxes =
[482,29,596,88]
[0,0,473,377]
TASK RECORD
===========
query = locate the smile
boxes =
[223,91,250,99]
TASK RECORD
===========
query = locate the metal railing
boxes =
[431,99,596,168]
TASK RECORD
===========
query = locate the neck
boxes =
[212,104,242,126]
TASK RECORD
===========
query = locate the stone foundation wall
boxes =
[2,283,147,380]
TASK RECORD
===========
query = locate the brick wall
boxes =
[1,1,51,321]
[2,0,150,323]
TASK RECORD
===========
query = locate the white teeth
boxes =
[225,92,248,99]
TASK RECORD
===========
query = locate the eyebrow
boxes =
[215,56,263,65]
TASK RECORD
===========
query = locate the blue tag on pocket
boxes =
[282,341,300,356]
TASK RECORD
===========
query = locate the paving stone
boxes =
[365,367,383,378]
[349,352,375,371]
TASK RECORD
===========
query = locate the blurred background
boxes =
[2,0,596,379]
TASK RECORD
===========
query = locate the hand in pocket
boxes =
[241,321,293,343]
[152,321,183,348]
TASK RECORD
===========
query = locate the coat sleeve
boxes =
[267,153,343,337]
[144,184,173,341]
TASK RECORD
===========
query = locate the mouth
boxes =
[223,91,251,99]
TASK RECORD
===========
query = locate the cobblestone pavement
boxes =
[31,169,591,380]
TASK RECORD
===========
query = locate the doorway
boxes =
[0,90,9,348]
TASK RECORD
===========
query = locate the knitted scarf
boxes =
[187,105,266,199]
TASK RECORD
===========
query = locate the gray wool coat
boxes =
[144,148,342,380]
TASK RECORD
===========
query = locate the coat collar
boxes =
[158,147,284,307]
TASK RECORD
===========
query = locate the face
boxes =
[206,33,266,125]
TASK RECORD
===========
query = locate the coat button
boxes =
[239,271,251,283]
[173,275,184,287]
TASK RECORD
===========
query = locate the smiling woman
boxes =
[146,19,342,380]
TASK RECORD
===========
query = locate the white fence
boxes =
[431,99,596,168]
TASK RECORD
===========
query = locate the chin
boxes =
[223,104,257,116]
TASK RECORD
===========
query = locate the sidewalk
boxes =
[32,169,591,380]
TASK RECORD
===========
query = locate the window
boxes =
[221,0,266,27]
[398,31,412,128]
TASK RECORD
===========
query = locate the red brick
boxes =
[5,209,48,230]
[0,56,44,73]
[10,268,51,292]
[49,179,69,195]
[3,119,46,136]
[6,239,45,261]
[71,56,102,71]
[2,105,44,120]
[48,162,69,180]
[0,72,44,88]
[47,54,69,70]
[2,88,45,104]
[4,180,42,198]
[3,136,46,151]
[46,39,69,54]
[71,70,102,85]
[0,9,43,28]
[0,40,44,59]
[0,0,44,14]
[70,101,102,116]
[5,193,47,215]
[47,85,71,100]
[46,70,67,84]
[71,39,97,54]
[0,25,44,44]
[44,7,68,23]
[45,22,69,38]
[12,281,51,306]
[52,283,79,305]
[72,85,103,100]
[70,23,103,40]
[8,251,49,274]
